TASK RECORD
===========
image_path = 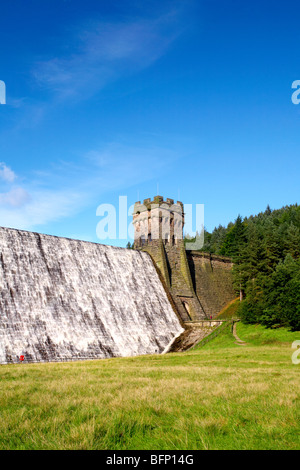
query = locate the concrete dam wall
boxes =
[0,227,184,364]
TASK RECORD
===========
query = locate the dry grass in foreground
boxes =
[0,323,299,450]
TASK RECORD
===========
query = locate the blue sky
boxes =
[0,0,300,246]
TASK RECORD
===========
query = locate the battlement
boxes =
[133,196,183,214]
[132,196,207,323]
[133,196,184,249]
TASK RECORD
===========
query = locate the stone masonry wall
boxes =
[133,196,235,323]
[187,252,236,318]
[142,240,207,322]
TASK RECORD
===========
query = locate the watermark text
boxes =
[291,340,300,364]
[0,80,6,105]
[291,80,300,105]
[96,196,204,250]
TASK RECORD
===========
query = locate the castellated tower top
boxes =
[132,197,207,322]
[133,196,184,248]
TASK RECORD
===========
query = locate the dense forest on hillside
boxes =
[185,204,300,331]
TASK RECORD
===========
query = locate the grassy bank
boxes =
[0,324,299,450]
[215,298,240,320]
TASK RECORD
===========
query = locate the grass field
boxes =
[0,322,299,450]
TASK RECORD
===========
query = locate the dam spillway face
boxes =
[0,227,184,364]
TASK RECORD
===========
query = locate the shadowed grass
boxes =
[0,324,299,450]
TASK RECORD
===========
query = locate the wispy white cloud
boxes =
[33,12,182,101]
[0,161,87,229]
[0,141,180,231]
[0,186,86,230]
[0,163,16,183]
[0,4,191,233]
[83,142,179,191]
[0,187,31,208]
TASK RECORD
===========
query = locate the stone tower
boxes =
[133,196,207,323]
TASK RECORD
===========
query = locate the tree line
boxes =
[185,204,300,331]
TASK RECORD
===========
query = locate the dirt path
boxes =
[233,321,247,346]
